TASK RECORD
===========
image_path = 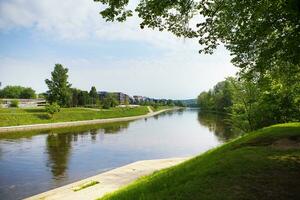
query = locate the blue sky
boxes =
[0,0,236,99]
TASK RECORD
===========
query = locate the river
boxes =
[0,108,239,199]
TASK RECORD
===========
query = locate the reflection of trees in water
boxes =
[90,129,97,141]
[153,110,176,120]
[102,122,130,134]
[46,133,72,179]
[100,122,129,134]
[45,121,130,180]
[197,111,240,142]
[177,109,184,116]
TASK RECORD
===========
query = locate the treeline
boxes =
[44,64,183,109]
[138,99,184,108]
[0,86,36,99]
[44,64,120,109]
[198,71,300,132]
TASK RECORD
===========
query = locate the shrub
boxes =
[45,102,61,118]
[10,100,19,108]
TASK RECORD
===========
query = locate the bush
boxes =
[45,103,61,118]
[102,94,119,109]
[10,100,19,108]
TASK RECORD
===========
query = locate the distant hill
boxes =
[179,99,198,107]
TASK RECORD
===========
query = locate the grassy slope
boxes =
[100,123,300,200]
[0,107,149,127]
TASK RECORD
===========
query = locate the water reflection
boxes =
[0,109,240,200]
[45,122,131,179]
[197,111,239,142]
[102,123,130,134]
[46,133,72,179]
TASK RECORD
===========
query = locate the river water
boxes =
[0,109,239,199]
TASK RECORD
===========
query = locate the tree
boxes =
[0,86,36,99]
[45,103,61,118]
[10,99,19,108]
[45,64,72,107]
[20,87,36,99]
[94,0,300,75]
[78,90,90,106]
[89,86,98,105]
[102,93,118,109]
[70,88,80,107]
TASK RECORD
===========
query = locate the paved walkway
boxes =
[25,157,190,200]
[0,108,177,133]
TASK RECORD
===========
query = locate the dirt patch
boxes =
[271,138,300,150]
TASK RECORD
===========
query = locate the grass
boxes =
[0,106,149,127]
[100,122,300,200]
[72,180,100,192]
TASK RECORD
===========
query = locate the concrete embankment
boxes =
[0,108,178,133]
[25,157,190,200]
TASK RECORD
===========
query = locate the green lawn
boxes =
[100,123,300,200]
[0,106,149,127]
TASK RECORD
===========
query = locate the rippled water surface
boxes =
[0,109,238,199]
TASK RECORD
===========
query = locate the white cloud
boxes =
[0,0,237,99]
[0,0,181,46]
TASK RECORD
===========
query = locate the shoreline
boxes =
[25,157,191,200]
[0,107,180,133]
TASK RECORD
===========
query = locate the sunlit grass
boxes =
[72,181,100,192]
[99,123,300,200]
[0,107,149,127]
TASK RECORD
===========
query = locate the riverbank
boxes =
[99,123,300,200]
[0,107,179,133]
[25,157,190,200]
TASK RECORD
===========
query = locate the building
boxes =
[0,98,46,108]
[97,91,109,101]
[98,91,132,105]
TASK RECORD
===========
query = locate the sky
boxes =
[0,0,237,99]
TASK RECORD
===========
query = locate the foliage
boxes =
[94,0,300,75]
[198,73,300,132]
[0,85,36,99]
[89,86,98,105]
[95,1,300,129]
[45,103,61,118]
[45,64,72,107]
[10,99,19,108]
[137,99,183,108]
[99,123,300,200]
[197,79,233,113]
[70,88,101,108]
[102,93,119,109]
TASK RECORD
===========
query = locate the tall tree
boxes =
[45,64,72,107]
[89,86,98,105]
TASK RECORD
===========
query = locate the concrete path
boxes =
[0,108,178,133]
[25,157,190,200]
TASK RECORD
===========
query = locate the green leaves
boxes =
[0,86,36,99]
[95,0,300,76]
[45,64,72,107]
[45,102,61,118]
